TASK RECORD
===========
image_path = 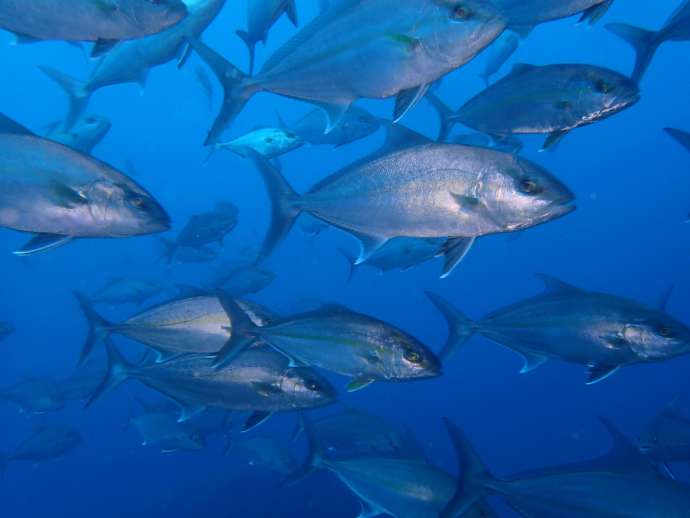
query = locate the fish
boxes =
[133,397,234,440]
[665,127,690,153]
[607,0,690,83]
[250,124,575,272]
[195,65,215,111]
[91,277,168,306]
[226,435,298,474]
[448,133,524,154]
[427,274,690,385]
[237,0,299,74]
[338,238,446,280]
[209,264,276,296]
[45,115,112,154]
[39,0,225,129]
[638,397,690,472]
[166,201,238,252]
[0,113,170,256]
[0,321,15,342]
[0,424,82,476]
[285,415,495,518]
[494,0,614,36]
[297,216,329,237]
[479,32,520,85]
[441,417,690,518]
[209,127,304,160]
[214,296,441,391]
[87,342,337,430]
[0,0,187,45]
[280,106,380,148]
[157,240,220,263]
[454,63,640,150]
[189,0,506,144]
[126,399,206,452]
[0,378,65,414]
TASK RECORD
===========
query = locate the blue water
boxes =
[2,1,690,516]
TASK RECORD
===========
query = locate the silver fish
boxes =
[237,0,298,74]
[209,127,304,160]
[495,0,614,36]
[339,238,446,279]
[127,405,206,452]
[88,343,337,430]
[46,115,112,153]
[40,0,224,129]
[0,424,82,476]
[0,378,65,414]
[215,297,441,391]
[92,277,168,306]
[455,63,640,150]
[608,0,690,83]
[0,0,187,43]
[209,264,276,296]
[281,106,380,148]
[189,0,506,143]
[427,274,690,384]
[0,114,170,256]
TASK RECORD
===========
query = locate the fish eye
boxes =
[84,117,97,124]
[306,379,321,391]
[128,195,146,209]
[451,4,474,20]
[404,350,422,364]
[658,326,673,337]
[518,178,541,195]
[264,137,274,143]
[594,79,614,94]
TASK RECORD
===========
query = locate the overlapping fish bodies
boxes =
[227,435,298,474]
[190,0,507,144]
[46,115,112,154]
[0,114,170,256]
[88,343,337,429]
[665,127,690,153]
[0,0,187,44]
[92,277,168,306]
[0,379,65,414]
[0,424,82,476]
[607,0,690,83]
[494,0,614,35]
[251,125,574,269]
[126,399,206,452]
[281,107,380,148]
[638,398,690,471]
[286,416,495,518]
[480,32,520,85]
[0,321,14,342]
[455,63,640,150]
[442,417,690,518]
[428,275,690,384]
[210,127,304,160]
[209,264,276,296]
[40,0,225,129]
[237,0,298,74]
[215,297,441,391]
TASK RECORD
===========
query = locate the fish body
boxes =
[174,202,238,248]
[6,425,82,466]
[0,114,170,252]
[0,0,187,42]
[213,127,304,159]
[191,0,506,143]
[238,0,298,73]
[129,411,206,452]
[46,115,112,153]
[210,265,276,296]
[0,379,65,414]
[494,0,614,30]
[92,277,167,306]
[480,32,520,84]
[456,63,640,149]
[639,400,690,465]
[228,435,298,474]
[428,275,690,384]
[343,237,445,276]
[287,106,380,148]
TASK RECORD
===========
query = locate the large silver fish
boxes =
[237,0,298,74]
[45,115,112,154]
[455,63,640,149]
[189,0,506,143]
[442,417,690,518]
[251,125,574,270]
[87,343,337,430]
[0,0,187,43]
[0,114,170,255]
[608,0,690,83]
[0,424,82,477]
[215,297,441,391]
[40,0,225,129]
[427,274,690,384]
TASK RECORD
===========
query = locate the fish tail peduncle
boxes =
[73,291,114,366]
[425,292,478,362]
[85,339,135,409]
[605,23,661,84]
[38,66,91,130]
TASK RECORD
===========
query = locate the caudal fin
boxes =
[441,417,495,518]
[187,37,257,145]
[425,91,457,142]
[235,30,257,75]
[250,154,302,261]
[425,292,478,361]
[73,291,113,365]
[38,66,90,130]
[213,292,260,368]
[606,23,660,83]
[85,340,134,409]
[337,247,358,282]
[282,414,322,487]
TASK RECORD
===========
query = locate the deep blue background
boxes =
[1,1,690,516]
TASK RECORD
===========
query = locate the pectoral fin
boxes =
[316,101,351,133]
[242,411,273,432]
[541,129,569,151]
[14,234,73,256]
[519,352,548,373]
[91,39,119,58]
[393,84,429,122]
[346,378,375,392]
[50,180,88,208]
[351,232,389,265]
[586,364,620,385]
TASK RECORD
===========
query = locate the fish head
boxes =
[421,0,506,67]
[86,179,170,236]
[481,155,575,231]
[578,68,640,117]
[281,367,337,408]
[385,334,441,380]
[622,313,690,360]
[75,115,112,142]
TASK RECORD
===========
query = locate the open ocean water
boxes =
[2,0,690,517]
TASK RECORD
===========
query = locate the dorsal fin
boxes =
[380,121,431,153]
[0,114,35,136]
[535,273,582,294]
